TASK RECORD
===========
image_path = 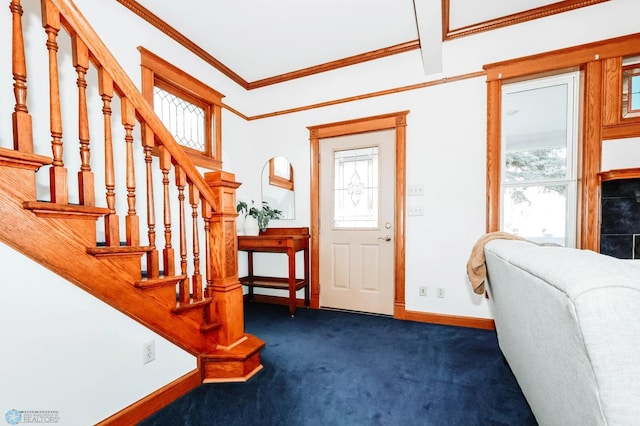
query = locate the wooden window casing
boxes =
[139,47,224,170]
[484,32,640,252]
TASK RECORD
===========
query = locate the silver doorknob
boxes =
[378,235,391,242]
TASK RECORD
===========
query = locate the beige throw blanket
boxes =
[466,231,527,295]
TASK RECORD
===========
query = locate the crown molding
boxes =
[116,0,420,90]
[247,40,421,89]
[442,0,609,41]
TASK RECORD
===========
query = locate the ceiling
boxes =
[132,0,421,83]
[125,0,606,86]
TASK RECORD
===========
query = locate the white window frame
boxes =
[500,72,580,247]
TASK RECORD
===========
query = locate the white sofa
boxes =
[483,239,640,426]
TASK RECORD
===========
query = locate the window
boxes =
[500,73,580,247]
[333,146,379,228]
[622,55,640,119]
[153,85,206,151]
[140,47,224,170]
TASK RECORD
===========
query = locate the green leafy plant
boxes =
[236,200,283,231]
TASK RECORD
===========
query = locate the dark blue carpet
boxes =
[139,303,536,426]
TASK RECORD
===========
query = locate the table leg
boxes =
[248,251,254,302]
[304,244,310,307]
[288,247,296,316]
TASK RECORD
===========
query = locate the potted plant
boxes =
[237,200,283,235]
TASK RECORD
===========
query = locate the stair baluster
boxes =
[189,182,203,301]
[72,35,94,206]
[10,0,33,153]
[98,69,120,247]
[175,166,189,304]
[159,146,175,276]
[143,127,160,278]
[121,97,140,246]
[42,0,68,203]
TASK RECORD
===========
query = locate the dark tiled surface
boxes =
[600,234,634,259]
[600,198,640,234]
[601,179,640,198]
[600,178,640,259]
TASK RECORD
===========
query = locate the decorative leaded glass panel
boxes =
[333,147,378,228]
[153,86,205,151]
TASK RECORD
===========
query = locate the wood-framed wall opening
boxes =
[139,46,225,170]
[484,32,640,252]
[308,111,408,318]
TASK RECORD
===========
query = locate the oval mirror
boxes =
[261,156,295,219]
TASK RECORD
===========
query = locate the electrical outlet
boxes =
[143,340,155,364]
[437,288,445,298]
[419,286,427,297]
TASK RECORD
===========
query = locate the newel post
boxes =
[204,171,244,346]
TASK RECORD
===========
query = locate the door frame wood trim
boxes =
[308,111,409,318]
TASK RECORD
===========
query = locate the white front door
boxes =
[319,129,395,315]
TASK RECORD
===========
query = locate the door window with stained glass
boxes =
[333,147,378,228]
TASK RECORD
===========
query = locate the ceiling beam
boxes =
[413,0,443,75]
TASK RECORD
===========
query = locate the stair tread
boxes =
[0,147,52,170]
[136,274,187,289]
[87,245,153,255]
[200,321,222,333]
[173,297,212,313]
[23,200,109,218]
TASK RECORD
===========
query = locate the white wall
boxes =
[602,137,640,171]
[0,242,195,425]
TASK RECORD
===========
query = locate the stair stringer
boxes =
[0,162,218,356]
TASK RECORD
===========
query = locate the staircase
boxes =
[0,0,263,396]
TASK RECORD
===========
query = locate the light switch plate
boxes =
[408,184,424,196]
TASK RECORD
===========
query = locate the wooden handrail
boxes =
[48,0,220,210]
[5,0,260,387]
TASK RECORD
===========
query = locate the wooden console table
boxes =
[238,227,310,316]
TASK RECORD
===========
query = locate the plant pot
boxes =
[243,216,260,236]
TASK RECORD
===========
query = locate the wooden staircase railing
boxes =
[2,0,263,385]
